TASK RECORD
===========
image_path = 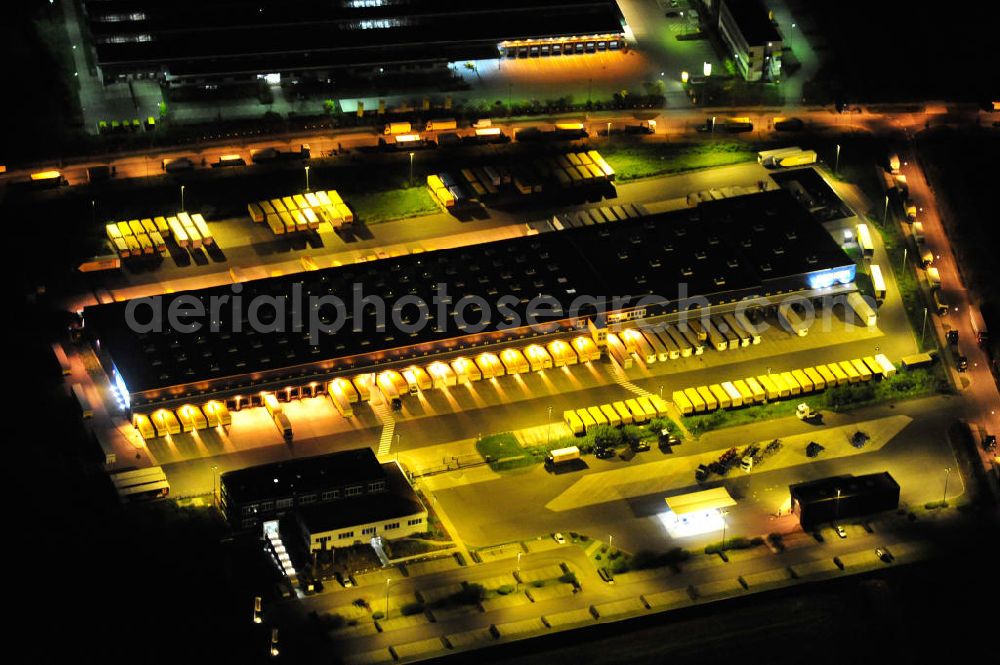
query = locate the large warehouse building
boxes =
[80,0,627,85]
[84,190,856,413]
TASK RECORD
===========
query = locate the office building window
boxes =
[299,494,316,505]
[276,497,293,509]
[407,518,423,526]
[259,500,274,512]
[321,489,339,501]
[368,480,386,493]
[345,485,363,497]
[338,531,355,540]
[384,522,400,531]
[362,526,376,536]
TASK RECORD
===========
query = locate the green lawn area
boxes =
[347,186,439,225]
[600,141,756,182]
[683,365,950,435]
[476,418,680,472]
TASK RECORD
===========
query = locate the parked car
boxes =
[835,525,847,539]
[695,464,709,482]
[552,532,567,545]
[875,547,894,563]
[946,329,959,345]
[956,355,969,372]
[632,440,651,452]
[983,434,997,452]
[594,447,616,459]
[598,568,615,584]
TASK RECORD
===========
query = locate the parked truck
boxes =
[384,122,412,135]
[847,291,878,327]
[763,149,817,168]
[969,306,989,346]
[546,446,581,467]
[425,118,457,131]
[778,302,809,336]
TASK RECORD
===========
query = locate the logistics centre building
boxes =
[81,0,627,85]
[84,190,857,413]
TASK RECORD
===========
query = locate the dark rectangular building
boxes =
[81,0,626,85]
[790,472,900,528]
[221,448,389,530]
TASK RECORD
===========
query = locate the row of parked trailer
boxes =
[671,354,898,416]
[133,400,232,440]
[428,150,615,209]
[324,336,602,418]
[247,190,353,236]
[563,394,671,435]
[604,314,768,370]
[105,211,214,258]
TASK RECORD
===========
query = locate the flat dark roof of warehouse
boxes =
[84,0,625,75]
[296,463,426,534]
[221,448,384,505]
[723,0,782,45]
[85,190,853,395]
[790,472,900,505]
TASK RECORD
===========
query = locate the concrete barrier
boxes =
[390,637,446,661]
[493,617,547,639]
[405,556,461,577]
[444,627,496,650]
[641,588,692,610]
[342,648,393,665]
[590,597,649,620]
[541,607,595,628]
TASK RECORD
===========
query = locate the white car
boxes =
[835,525,847,539]
[796,403,817,420]
[552,532,567,544]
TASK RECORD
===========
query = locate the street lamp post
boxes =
[384,578,392,619]
[180,184,186,212]
[547,405,553,445]
[902,246,907,272]
[920,307,928,347]
[834,488,841,524]
[720,509,727,550]
[883,195,889,224]
[408,152,414,187]
[607,121,612,141]
[304,165,310,192]
[658,385,664,398]
[835,144,841,176]
[211,465,218,507]
[608,534,613,552]
[942,467,951,505]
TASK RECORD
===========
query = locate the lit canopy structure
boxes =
[659,487,736,538]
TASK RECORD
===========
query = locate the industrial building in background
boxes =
[80,0,627,86]
[789,472,901,528]
[717,0,783,81]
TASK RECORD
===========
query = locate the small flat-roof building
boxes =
[790,472,900,528]
[293,462,427,552]
[221,448,417,531]
[718,0,782,81]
